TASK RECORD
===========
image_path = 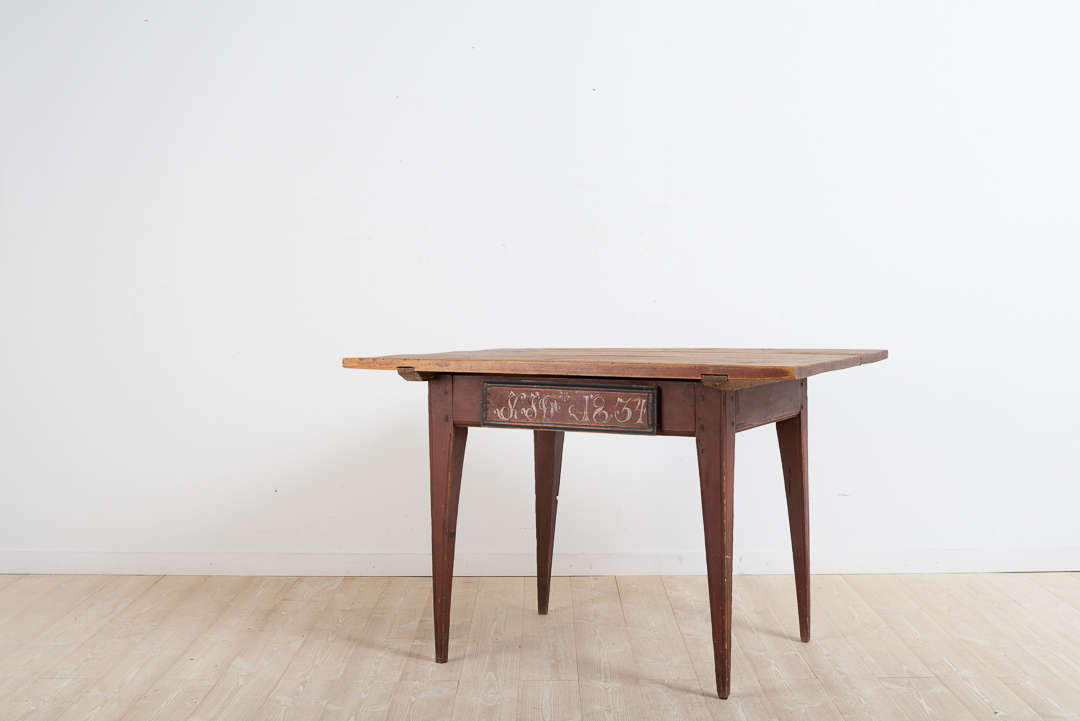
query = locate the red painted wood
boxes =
[776,382,811,643]
[415,369,828,693]
[429,375,468,663]
[534,430,564,615]
[695,384,737,699]
[451,375,698,436]
[733,378,804,431]
[483,382,656,434]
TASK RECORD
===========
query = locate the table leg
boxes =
[695,385,736,699]
[429,375,468,663]
[534,429,564,615]
[776,383,810,643]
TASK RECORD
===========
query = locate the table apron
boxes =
[733,379,806,432]
[448,375,804,437]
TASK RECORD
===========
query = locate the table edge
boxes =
[341,349,888,380]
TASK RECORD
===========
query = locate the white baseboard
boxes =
[1,549,1078,576]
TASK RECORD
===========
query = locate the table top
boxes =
[343,348,887,381]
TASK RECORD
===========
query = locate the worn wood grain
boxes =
[62,575,254,721]
[663,576,778,718]
[452,577,524,721]
[319,576,431,721]
[0,575,113,665]
[390,680,459,720]
[521,577,577,681]
[811,575,934,679]
[616,576,697,681]
[1029,571,1080,614]
[756,678,846,721]
[843,573,992,678]
[895,574,1054,678]
[404,576,480,682]
[570,576,647,721]
[252,577,388,721]
[881,677,980,721]
[517,680,581,721]
[936,675,1043,721]
[0,574,27,596]
[731,576,816,683]
[188,585,335,721]
[1000,675,1080,720]
[0,576,70,630]
[953,573,1080,684]
[0,575,161,705]
[754,576,872,681]
[345,348,888,381]
[52,576,202,680]
[4,573,1080,719]
[0,677,96,721]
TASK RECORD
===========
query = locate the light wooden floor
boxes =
[1,574,1080,720]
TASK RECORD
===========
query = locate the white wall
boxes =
[1,1,1078,576]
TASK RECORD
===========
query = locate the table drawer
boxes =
[480,381,657,435]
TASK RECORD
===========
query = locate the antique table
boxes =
[343,348,887,698]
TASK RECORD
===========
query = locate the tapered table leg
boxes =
[695,385,736,699]
[429,375,468,663]
[534,430,564,615]
[776,379,810,643]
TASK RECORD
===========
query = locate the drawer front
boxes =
[481,381,657,435]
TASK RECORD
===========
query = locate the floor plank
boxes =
[66,575,257,721]
[616,576,697,681]
[881,677,980,721]
[756,678,846,721]
[188,582,337,721]
[521,577,577,681]
[811,575,934,679]
[0,677,96,721]
[756,575,875,681]
[895,574,1054,679]
[844,573,992,679]
[936,675,1043,721]
[732,576,816,682]
[958,573,1080,684]
[662,576,778,719]
[570,576,647,721]
[517,680,581,721]
[388,680,458,721]
[0,575,115,670]
[403,576,480,682]
[2,573,1079,721]
[451,576,525,721]
[319,576,431,721]
[1001,675,1080,720]
[0,576,70,631]
[0,574,28,597]
[1028,572,1080,615]
[0,575,161,705]
[252,577,389,721]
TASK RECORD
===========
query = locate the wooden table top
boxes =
[343,348,887,381]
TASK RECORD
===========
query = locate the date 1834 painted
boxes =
[481,382,657,435]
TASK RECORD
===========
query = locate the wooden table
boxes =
[343,348,887,698]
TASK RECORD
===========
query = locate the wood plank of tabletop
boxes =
[342,348,888,381]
